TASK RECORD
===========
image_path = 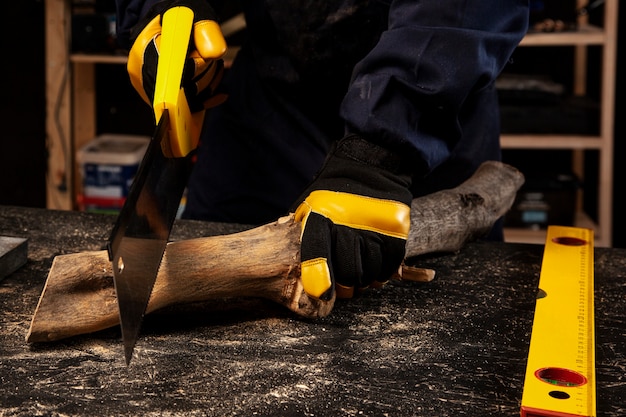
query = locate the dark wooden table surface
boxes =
[0,205,624,416]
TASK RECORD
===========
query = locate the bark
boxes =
[26,161,524,343]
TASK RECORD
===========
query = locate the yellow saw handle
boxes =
[153,6,202,158]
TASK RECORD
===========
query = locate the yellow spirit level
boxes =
[521,226,595,417]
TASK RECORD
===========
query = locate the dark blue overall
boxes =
[115,0,529,228]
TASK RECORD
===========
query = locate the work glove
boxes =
[127,0,227,113]
[294,135,413,301]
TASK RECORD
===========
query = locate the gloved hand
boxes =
[293,135,413,301]
[127,0,227,113]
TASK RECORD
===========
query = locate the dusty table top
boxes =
[0,205,624,416]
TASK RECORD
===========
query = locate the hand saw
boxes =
[107,6,203,365]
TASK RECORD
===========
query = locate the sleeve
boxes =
[114,0,162,49]
[340,0,529,176]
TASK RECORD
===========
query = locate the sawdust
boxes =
[2,207,625,416]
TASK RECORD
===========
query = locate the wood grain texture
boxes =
[26,161,524,343]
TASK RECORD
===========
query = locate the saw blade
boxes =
[107,6,198,365]
[108,111,194,365]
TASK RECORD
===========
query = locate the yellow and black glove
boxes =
[127,0,227,112]
[294,135,413,301]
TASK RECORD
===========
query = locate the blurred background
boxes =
[2,0,624,247]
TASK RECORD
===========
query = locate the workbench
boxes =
[0,206,624,416]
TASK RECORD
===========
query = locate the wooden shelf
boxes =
[501,134,605,150]
[521,24,607,46]
[70,53,127,64]
[501,0,617,248]
[69,46,241,66]
[504,212,600,246]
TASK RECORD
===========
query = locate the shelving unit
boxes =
[45,0,617,246]
[44,0,241,212]
[502,0,617,247]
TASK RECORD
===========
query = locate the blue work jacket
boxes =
[115,0,529,224]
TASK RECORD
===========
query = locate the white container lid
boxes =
[77,134,150,166]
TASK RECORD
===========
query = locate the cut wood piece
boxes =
[26,161,524,343]
[397,265,436,283]
[27,216,312,343]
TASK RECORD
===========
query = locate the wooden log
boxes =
[26,161,524,343]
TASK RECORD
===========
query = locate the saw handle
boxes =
[153,6,200,158]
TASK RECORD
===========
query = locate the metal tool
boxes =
[107,6,201,365]
[521,226,595,417]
